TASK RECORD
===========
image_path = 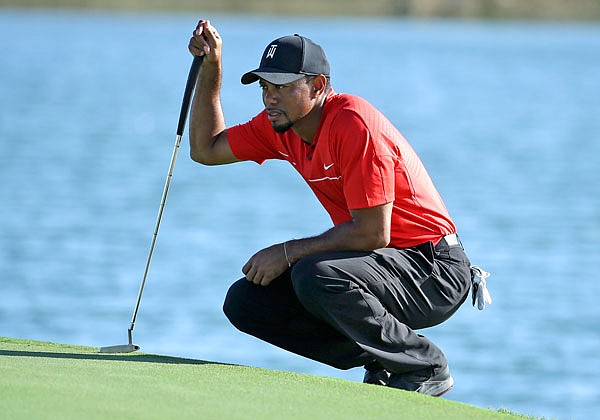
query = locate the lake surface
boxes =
[1,9,599,419]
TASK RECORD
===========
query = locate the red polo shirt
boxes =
[227,90,456,248]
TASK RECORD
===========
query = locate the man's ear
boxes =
[311,74,327,95]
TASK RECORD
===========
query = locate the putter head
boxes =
[98,344,140,353]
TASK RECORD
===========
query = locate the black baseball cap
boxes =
[241,34,330,85]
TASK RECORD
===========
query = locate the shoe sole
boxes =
[422,375,454,397]
[432,384,453,397]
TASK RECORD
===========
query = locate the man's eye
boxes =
[259,84,286,91]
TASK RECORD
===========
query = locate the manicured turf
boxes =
[0,337,531,419]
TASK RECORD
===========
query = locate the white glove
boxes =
[470,265,492,310]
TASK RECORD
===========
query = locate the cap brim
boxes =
[241,70,305,85]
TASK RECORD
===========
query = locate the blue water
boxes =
[1,9,599,419]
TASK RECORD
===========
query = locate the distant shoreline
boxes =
[3,0,600,20]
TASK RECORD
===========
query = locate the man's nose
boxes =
[263,87,279,104]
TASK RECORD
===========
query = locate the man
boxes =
[188,20,476,396]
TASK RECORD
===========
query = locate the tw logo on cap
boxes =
[266,44,278,59]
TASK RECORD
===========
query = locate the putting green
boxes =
[0,337,531,419]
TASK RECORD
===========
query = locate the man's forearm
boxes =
[285,222,389,265]
[284,203,393,264]
[189,61,226,163]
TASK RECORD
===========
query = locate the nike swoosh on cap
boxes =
[323,163,334,170]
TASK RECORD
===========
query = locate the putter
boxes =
[99,55,204,353]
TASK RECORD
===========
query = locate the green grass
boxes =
[0,337,533,419]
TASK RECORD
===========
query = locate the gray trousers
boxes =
[223,239,471,374]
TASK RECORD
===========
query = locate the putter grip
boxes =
[176,55,204,136]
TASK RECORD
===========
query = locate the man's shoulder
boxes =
[326,91,368,108]
[326,91,380,116]
[324,91,383,127]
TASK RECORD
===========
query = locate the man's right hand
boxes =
[187,19,238,166]
[188,19,222,64]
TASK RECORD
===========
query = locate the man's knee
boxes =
[222,279,252,332]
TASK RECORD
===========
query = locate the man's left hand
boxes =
[242,243,289,286]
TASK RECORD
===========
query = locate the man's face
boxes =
[259,77,314,133]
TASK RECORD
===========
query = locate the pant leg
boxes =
[222,270,373,370]
[290,243,471,374]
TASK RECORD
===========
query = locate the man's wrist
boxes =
[283,241,292,267]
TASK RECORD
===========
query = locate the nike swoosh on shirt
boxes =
[323,163,334,170]
[308,176,341,182]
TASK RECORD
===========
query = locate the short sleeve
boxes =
[228,111,280,164]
